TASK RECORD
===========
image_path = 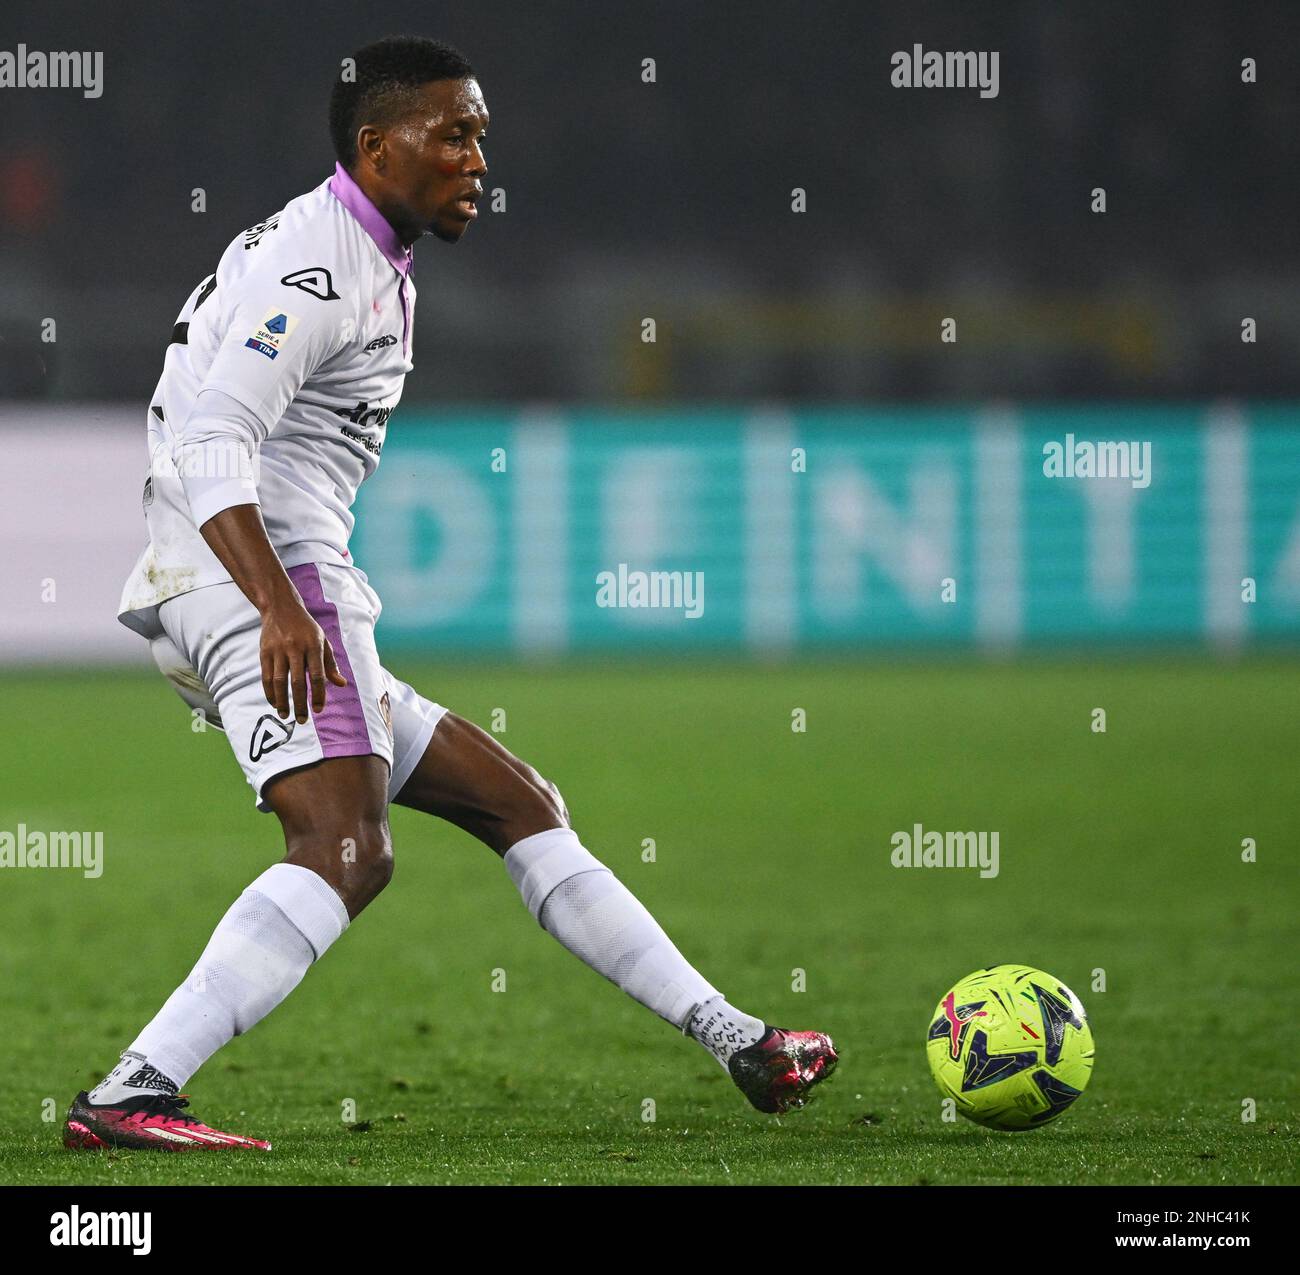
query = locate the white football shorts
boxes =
[150,562,446,811]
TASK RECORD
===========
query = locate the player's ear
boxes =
[355,125,385,173]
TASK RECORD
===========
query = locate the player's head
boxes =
[329,35,487,246]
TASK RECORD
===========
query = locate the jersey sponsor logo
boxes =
[249,714,294,761]
[280,267,340,301]
[340,425,383,457]
[363,333,397,352]
[334,400,391,457]
[334,400,392,429]
[243,308,300,361]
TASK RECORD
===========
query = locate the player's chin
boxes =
[428,208,475,243]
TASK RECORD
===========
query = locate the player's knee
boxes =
[541,776,570,828]
[501,768,570,847]
[352,820,394,898]
[281,815,392,913]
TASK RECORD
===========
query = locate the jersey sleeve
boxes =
[199,264,356,430]
[174,387,268,529]
[172,261,357,529]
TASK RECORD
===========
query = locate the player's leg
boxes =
[265,754,393,919]
[67,567,396,1151]
[67,755,389,1152]
[99,754,387,1085]
[392,709,837,1113]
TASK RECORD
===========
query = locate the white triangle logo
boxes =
[250,714,294,761]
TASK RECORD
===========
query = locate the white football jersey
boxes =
[118,164,416,637]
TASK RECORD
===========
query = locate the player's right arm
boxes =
[197,502,346,724]
[172,258,358,721]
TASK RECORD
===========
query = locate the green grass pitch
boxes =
[0,657,1295,1185]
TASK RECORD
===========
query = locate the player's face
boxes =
[386,77,489,244]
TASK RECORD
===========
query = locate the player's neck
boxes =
[349,167,421,249]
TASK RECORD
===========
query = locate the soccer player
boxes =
[65,36,836,1152]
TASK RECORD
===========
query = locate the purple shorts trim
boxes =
[287,563,373,758]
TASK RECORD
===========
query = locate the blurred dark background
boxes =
[2,0,1298,404]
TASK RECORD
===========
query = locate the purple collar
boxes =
[328,162,413,276]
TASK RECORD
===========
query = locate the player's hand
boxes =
[258,599,348,723]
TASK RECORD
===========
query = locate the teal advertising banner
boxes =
[349,406,1300,653]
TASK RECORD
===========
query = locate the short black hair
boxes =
[329,35,474,168]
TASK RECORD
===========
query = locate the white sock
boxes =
[506,828,759,1061]
[89,863,349,1102]
[685,995,768,1067]
[87,1052,178,1102]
